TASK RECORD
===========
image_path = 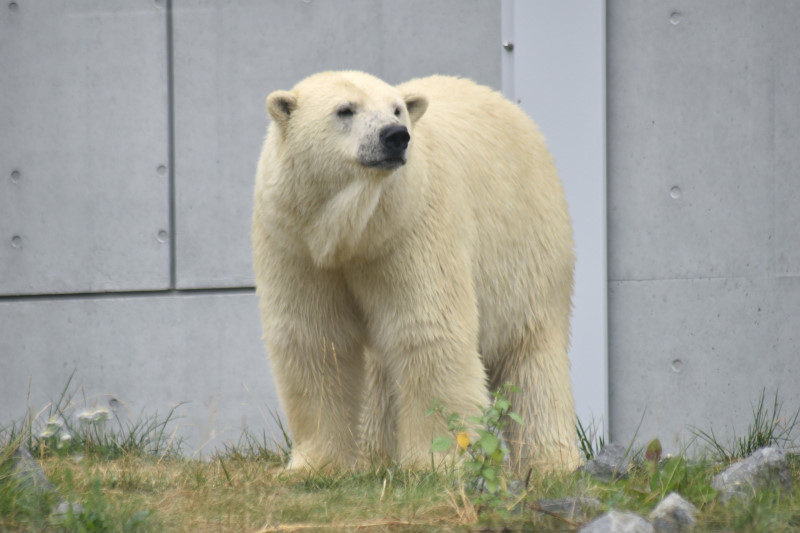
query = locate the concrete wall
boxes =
[607,0,800,452]
[0,0,500,454]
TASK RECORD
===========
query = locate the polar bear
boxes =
[252,71,580,474]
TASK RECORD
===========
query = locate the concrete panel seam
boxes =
[608,275,793,285]
[0,287,255,304]
[166,0,177,289]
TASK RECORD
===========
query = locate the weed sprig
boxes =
[428,383,523,515]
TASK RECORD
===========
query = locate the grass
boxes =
[576,416,605,462]
[1,432,63,530]
[690,388,800,463]
[2,386,800,532]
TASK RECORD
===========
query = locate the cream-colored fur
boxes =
[253,71,581,474]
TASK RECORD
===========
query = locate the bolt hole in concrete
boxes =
[670,11,682,25]
[157,230,169,243]
[670,186,681,199]
[11,170,21,183]
[157,165,168,176]
[11,235,22,249]
[8,2,18,12]
[671,359,684,373]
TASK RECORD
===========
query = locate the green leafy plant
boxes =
[61,477,113,532]
[429,383,522,515]
[58,475,155,532]
[644,438,688,502]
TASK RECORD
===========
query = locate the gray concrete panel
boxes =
[171,0,383,289]
[607,1,795,281]
[608,277,800,453]
[770,3,800,277]
[378,0,501,87]
[172,1,501,289]
[607,0,800,453]
[0,292,280,455]
[0,1,170,295]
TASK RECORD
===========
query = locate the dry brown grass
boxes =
[38,455,480,532]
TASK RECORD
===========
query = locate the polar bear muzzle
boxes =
[359,124,410,170]
[379,124,410,153]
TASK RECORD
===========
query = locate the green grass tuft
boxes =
[691,388,800,462]
[577,416,606,461]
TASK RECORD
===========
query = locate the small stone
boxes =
[580,510,655,533]
[535,497,602,519]
[54,500,84,517]
[711,447,792,503]
[580,443,630,482]
[649,492,697,533]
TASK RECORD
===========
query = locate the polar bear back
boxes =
[397,76,574,365]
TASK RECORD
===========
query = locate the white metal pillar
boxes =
[502,0,608,436]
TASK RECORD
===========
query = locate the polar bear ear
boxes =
[403,94,428,124]
[266,91,297,128]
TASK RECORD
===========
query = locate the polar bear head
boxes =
[265,71,428,177]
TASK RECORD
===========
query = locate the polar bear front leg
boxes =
[359,347,397,466]
[348,245,490,469]
[389,338,489,469]
[255,248,365,471]
[269,331,365,471]
[491,319,582,475]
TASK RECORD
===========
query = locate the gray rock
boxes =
[506,478,526,497]
[580,510,655,533]
[581,443,630,482]
[535,497,602,519]
[10,445,83,518]
[649,492,697,533]
[711,447,792,503]
[11,446,57,494]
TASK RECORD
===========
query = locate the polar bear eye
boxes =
[336,104,355,118]
[394,105,402,117]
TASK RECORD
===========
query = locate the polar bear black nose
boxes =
[380,124,410,153]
